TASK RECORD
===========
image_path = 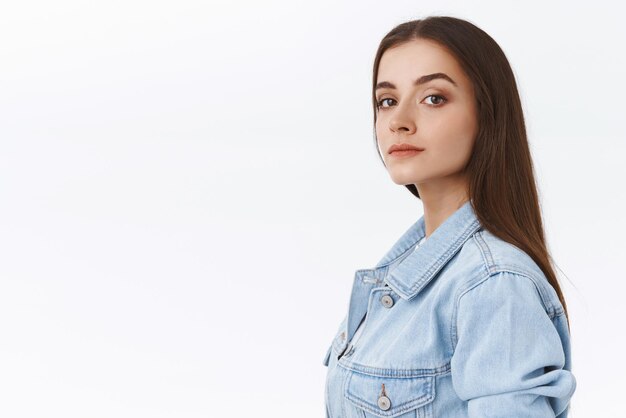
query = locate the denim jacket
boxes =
[322,200,576,417]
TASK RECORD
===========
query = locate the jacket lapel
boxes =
[383,200,482,300]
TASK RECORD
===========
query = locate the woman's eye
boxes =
[424,94,447,106]
[376,94,447,110]
[376,98,395,109]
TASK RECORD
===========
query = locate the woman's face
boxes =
[375,38,479,196]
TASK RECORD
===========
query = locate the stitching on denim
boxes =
[473,231,560,316]
[490,267,558,317]
[449,236,491,352]
[344,373,434,415]
[451,270,560,349]
[472,234,491,274]
[474,230,496,274]
[338,360,451,378]
[347,389,432,417]
[408,219,481,294]
[375,223,426,269]
[376,242,418,270]
[419,401,433,418]
[423,377,436,418]
[450,271,492,349]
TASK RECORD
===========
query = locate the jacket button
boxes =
[377,395,391,410]
[380,294,394,308]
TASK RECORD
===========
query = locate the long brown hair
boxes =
[371,15,571,328]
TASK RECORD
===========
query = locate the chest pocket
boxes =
[344,370,435,418]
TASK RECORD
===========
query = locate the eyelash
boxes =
[376,94,448,110]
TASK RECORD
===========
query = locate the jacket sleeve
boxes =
[450,271,576,417]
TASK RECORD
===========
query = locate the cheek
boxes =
[428,111,477,164]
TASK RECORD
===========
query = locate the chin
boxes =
[388,174,419,186]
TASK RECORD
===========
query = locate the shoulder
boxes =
[455,228,564,318]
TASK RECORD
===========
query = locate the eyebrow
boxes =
[375,72,457,91]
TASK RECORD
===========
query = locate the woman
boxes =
[322,16,576,418]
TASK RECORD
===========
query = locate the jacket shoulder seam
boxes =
[470,230,559,316]
[450,270,560,352]
[472,230,496,273]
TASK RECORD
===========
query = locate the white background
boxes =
[0,1,623,417]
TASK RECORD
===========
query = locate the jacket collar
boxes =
[378,199,482,301]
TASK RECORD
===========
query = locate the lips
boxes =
[388,143,425,154]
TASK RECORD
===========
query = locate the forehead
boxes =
[377,38,468,88]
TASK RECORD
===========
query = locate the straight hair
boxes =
[371,15,571,329]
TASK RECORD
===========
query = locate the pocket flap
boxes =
[344,371,434,417]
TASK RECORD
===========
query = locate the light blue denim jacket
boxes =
[322,200,576,417]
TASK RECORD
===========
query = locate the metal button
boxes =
[377,395,391,410]
[380,294,394,308]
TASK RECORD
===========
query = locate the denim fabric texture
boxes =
[323,200,576,417]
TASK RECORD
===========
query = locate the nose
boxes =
[389,101,416,134]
